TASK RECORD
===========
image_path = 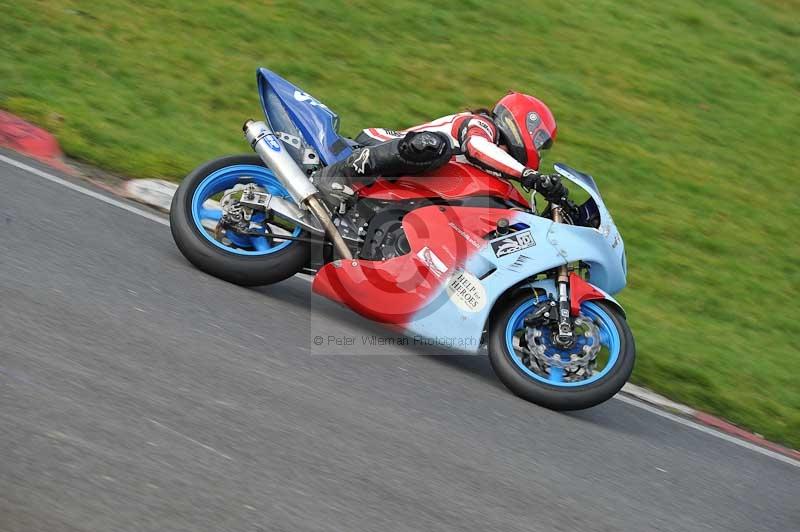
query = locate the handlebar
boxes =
[517,171,580,222]
[519,171,570,205]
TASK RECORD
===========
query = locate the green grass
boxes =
[2,0,798,446]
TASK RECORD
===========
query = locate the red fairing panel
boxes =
[312,206,515,324]
[354,160,529,207]
[569,272,607,316]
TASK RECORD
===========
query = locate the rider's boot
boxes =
[310,166,358,212]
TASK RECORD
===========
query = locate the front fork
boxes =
[551,206,575,347]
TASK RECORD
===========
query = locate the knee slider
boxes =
[399,131,451,163]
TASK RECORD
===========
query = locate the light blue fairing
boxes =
[404,163,626,353]
[257,68,353,166]
[552,162,627,289]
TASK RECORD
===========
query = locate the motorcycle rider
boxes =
[312,92,569,208]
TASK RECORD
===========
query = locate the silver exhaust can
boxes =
[243,120,319,205]
[242,119,354,260]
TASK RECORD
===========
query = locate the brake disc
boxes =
[524,315,602,374]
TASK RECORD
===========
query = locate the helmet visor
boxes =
[494,105,528,165]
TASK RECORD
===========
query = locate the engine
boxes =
[344,195,520,261]
[359,207,412,261]
[335,200,417,261]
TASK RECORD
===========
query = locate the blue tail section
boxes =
[257,68,353,166]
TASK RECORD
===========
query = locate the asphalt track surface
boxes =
[1,151,798,532]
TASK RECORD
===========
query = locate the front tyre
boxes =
[488,292,635,410]
[170,154,310,286]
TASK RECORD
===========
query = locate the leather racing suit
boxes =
[312,112,530,202]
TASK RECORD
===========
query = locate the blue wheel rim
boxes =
[504,298,621,387]
[191,164,301,256]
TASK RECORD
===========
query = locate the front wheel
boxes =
[170,154,310,286]
[488,292,635,410]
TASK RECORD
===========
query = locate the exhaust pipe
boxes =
[243,120,353,260]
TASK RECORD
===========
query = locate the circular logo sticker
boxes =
[446,270,487,313]
[264,134,282,152]
[526,112,541,133]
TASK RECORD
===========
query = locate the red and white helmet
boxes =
[492,92,557,171]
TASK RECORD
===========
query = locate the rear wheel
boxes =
[170,154,310,286]
[488,291,635,410]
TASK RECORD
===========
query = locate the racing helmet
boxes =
[492,92,557,170]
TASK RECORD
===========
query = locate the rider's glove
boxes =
[521,169,569,204]
[520,168,541,190]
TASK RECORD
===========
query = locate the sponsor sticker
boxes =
[446,270,486,313]
[293,90,330,110]
[380,129,405,138]
[490,230,536,258]
[264,134,282,152]
[416,246,448,278]
[472,118,495,139]
[448,222,482,249]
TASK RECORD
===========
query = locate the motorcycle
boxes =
[170,68,635,410]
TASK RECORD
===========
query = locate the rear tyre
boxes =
[488,291,635,410]
[170,154,310,286]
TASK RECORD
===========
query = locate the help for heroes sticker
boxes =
[446,271,486,313]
